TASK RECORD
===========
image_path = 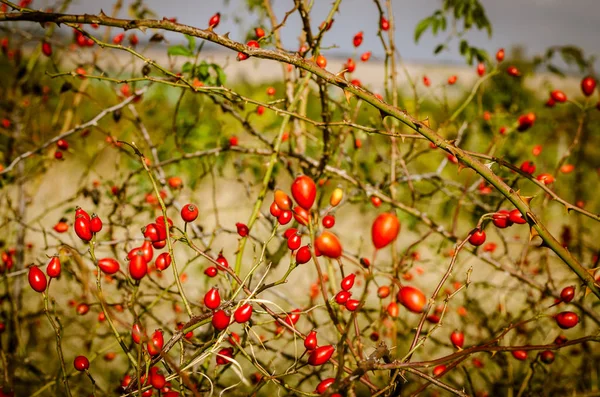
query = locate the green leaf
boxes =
[459,40,469,55]
[434,44,446,54]
[182,62,192,73]
[414,17,432,42]
[185,35,196,52]
[547,64,566,77]
[212,64,227,86]
[167,45,193,57]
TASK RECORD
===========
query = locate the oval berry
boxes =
[304,330,318,350]
[291,175,317,210]
[372,213,400,249]
[129,253,148,280]
[296,245,312,264]
[397,286,426,313]
[28,266,47,293]
[335,291,351,305]
[147,329,164,356]
[450,330,464,348]
[234,304,253,323]
[314,231,342,259]
[308,345,334,366]
[46,256,61,278]
[555,311,579,329]
[204,287,221,310]
[74,215,93,241]
[90,214,103,233]
[155,252,172,271]
[340,274,355,291]
[98,258,120,275]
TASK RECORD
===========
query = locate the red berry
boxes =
[433,364,446,377]
[293,206,310,225]
[550,90,567,103]
[517,113,536,132]
[287,233,302,251]
[397,286,426,313]
[147,329,164,356]
[540,350,555,364]
[512,350,528,361]
[284,309,301,327]
[508,209,527,225]
[335,291,351,305]
[208,12,220,29]
[128,253,148,280]
[76,303,89,315]
[304,330,318,350]
[555,311,579,329]
[291,175,317,210]
[492,210,513,228]
[372,213,400,249]
[28,266,47,293]
[560,286,575,303]
[581,76,596,97]
[322,215,335,228]
[216,347,233,365]
[155,252,172,271]
[212,310,230,330]
[340,274,355,291]
[41,41,52,56]
[345,299,360,311]
[496,48,505,62]
[90,214,102,234]
[204,266,218,277]
[353,31,363,47]
[236,222,249,237]
[274,190,292,211]
[296,245,312,264]
[204,287,221,310]
[308,345,334,366]
[278,210,293,225]
[98,258,120,275]
[255,27,265,39]
[520,160,536,175]
[507,66,521,77]
[181,204,198,222]
[132,323,144,344]
[450,330,464,348]
[216,252,229,270]
[269,201,282,217]
[56,139,69,150]
[380,16,390,31]
[74,215,93,241]
[316,378,335,394]
[477,63,485,76]
[46,256,61,278]
[73,355,89,371]
[468,229,486,246]
[316,55,327,68]
[377,286,390,298]
[314,231,342,259]
[387,302,399,317]
[361,51,371,62]
[234,304,253,323]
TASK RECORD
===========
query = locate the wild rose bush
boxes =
[0,0,599,396]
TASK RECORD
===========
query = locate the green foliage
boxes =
[415,0,491,64]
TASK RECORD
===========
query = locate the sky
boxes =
[62,0,600,66]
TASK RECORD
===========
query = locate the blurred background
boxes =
[62,0,600,67]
